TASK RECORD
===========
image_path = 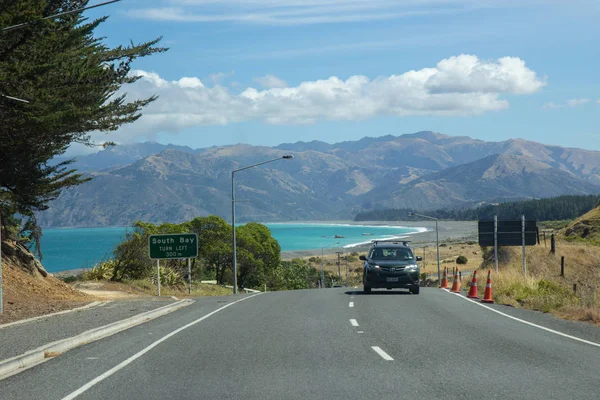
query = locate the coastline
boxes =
[281,220,478,259]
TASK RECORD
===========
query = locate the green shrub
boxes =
[61,275,79,283]
[440,243,448,247]
[456,256,468,265]
[84,260,116,280]
[152,266,185,286]
[351,252,359,257]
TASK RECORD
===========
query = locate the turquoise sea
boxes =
[38,223,426,273]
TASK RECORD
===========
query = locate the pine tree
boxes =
[0,0,167,251]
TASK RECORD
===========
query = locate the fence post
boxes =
[543,232,547,248]
[573,283,577,295]
[560,256,565,277]
[551,234,556,255]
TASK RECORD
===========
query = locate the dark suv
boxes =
[359,241,422,294]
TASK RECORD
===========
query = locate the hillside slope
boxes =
[0,241,91,324]
[367,154,600,210]
[563,203,600,244]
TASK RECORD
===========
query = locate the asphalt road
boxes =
[1,288,599,400]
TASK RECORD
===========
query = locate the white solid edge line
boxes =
[372,346,394,361]
[61,294,262,400]
[350,319,359,327]
[449,292,600,349]
[349,302,354,308]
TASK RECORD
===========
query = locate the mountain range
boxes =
[38,132,600,228]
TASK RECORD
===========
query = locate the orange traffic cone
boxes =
[467,270,479,299]
[440,266,448,289]
[481,270,494,303]
[450,268,461,293]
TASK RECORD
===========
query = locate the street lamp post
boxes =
[231,155,293,294]
[408,212,441,282]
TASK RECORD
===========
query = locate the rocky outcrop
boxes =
[1,240,48,277]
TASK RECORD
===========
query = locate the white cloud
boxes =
[128,0,526,25]
[543,102,560,109]
[543,98,590,109]
[567,98,590,107]
[254,75,288,88]
[112,55,544,139]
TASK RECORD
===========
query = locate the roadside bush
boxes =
[152,266,185,287]
[346,256,358,262]
[84,260,116,280]
[61,275,79,283]
[440,243,448,247]
[456,256,468,265]
[350,252,359,257]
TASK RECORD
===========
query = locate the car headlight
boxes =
[368,264,380,271]
[405,264,418,271]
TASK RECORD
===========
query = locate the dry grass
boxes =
[125,279,234,297]
[472,240,600,323]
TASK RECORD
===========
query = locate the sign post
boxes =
[522,215,527,277]
[157,259,160,297]
[148,233,198,297]
[187,258,192,295]
[479,218,537,278]
[0,212,3,314]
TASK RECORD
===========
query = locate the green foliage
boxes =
[61,275,79,283]
[236,222,281,290]
[456,256,468,265]
[354,195,600,222]
[350,252,359,257]
[539,220,573,230]
[0,0,166,249]
[346,255,358,262]
[152,266,184,287]
[84,260,116,280]
[268,259,319,291]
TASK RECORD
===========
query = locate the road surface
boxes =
[1,288,599,399]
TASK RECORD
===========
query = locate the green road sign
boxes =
[148,233,198,259]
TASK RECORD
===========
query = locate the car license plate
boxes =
[386,277,399,282]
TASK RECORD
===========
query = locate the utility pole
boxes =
[335,251,343,281]
[345,255,349,287]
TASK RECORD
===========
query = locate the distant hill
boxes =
[355,194,600,222]
[38,132,600,227]
[362,154,600,211]
[52,142,195,171]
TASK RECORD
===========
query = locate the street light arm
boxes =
[232,156,292,174]
[409,212,438,221]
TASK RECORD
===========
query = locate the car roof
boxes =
[370,241,412,248]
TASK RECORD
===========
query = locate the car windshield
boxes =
[369,247,414,261]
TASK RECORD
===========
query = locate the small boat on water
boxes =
[362,233,374,236]
[334,235,345,238]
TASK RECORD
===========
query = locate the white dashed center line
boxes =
[349,302,354,308]
[350,319,359,327]
[372,346,394,361]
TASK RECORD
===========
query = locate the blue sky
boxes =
[78,0,600,154]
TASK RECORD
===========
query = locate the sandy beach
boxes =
[281,220,478,259]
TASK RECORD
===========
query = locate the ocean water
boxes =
[37,223,425,273]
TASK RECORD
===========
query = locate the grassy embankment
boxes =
[61,272,234,298]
